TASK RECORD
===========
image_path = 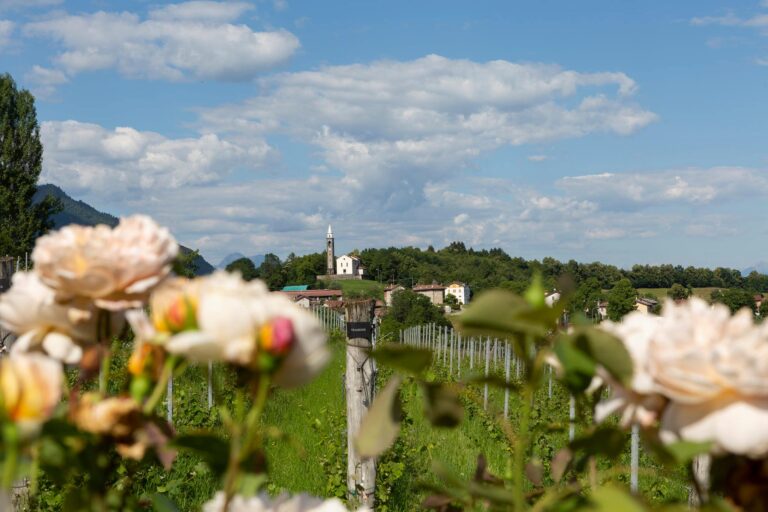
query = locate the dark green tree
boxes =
[711,288,756,314]
[571,277,604,320]
[226,257,259,281]
[607,278,637,321]
[667,283,692,301]
[0,73,61,255]
[173,248,200,278]
[257,253,286,290]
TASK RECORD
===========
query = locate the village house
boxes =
[545,291,561,307]
[413,283,445,305]
[445,282,470,305]
[635,297,659,315]
[384,284,405,306]
[279,289,343,308]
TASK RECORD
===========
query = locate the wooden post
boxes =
[483,337,490,410]
[568,395,575,441]
[504,342,510,418]
[630,424,639,493]
[689,455,711,507]
[207,362,213,409]
[344,300,376,508]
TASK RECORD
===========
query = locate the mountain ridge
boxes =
[33,184,215,275]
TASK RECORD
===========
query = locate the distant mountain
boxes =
[744,262,768,276]
[33,184,214,275]
[218,253,266,269]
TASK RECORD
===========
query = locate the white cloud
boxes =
[23,2,299,82]
[25,65,68,99]
[556,168,768,208]
[0,19,13,50]
[199,54,657,210]
[40,120,275,193]
[528,154,549,162]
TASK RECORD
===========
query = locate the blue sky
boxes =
[1,0,767,269]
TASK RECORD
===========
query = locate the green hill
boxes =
[33,184,214,275]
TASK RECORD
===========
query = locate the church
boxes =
[321,225,365,280]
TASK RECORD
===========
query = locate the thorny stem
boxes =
[142,356,178,415]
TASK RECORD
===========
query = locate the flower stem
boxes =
[222,374,272,508]
[2,423,18,489]
[142,356,178,415]
[513,383,532,511]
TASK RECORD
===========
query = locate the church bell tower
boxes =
[326,224,335,275]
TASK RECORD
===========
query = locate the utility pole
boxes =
[344,300,376,509]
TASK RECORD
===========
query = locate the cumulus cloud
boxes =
[40,120,275,193]
[199,54,657,210]
[528,155,549,162]
[23,2,299,83]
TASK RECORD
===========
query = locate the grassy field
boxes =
[328,279,385,300]
[637,287,718,301]
[261,333,689,510]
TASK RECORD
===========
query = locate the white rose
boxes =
[203,492,366,512]
[595,313,666,427]
[32,215,178,310]
[649,298,768,457]
[146,272,328,387]
[0,272,118,363]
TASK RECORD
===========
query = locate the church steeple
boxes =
[326,224,335,275]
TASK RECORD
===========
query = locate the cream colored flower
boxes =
[32,215,178,310]
[595,313,666,427]
[145,271,328,387]
[0,272,114,363]
[648,298,768,457]
[203,492,367,512]
[0,353,63,436]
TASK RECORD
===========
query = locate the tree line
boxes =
[226,241,768,297]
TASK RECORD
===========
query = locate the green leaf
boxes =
[524,272,546,308]
[454,290,548,339]
[665,440,713,465]
[574,327,633,386]
[587,486,646,512]
[422,382,463,428]
[570,426,627,460]
[553,337,596,393]
[151,494,180,512]
[171,433,230,477]
[355,376,403,458]
[372,345,433,375]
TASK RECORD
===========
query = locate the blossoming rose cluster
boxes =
[596,298,768,458]
[129,271,329,387]
[0,216,178,431]
[0,215,178,364]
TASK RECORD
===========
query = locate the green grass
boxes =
[260,335,688,510]
[330,279,385,299]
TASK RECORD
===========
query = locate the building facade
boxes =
[336,254,363,276]
[384,284,405,306]
[445,282,470,305]
[413,283,445,305]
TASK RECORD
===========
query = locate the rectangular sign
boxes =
[347,322,372,341]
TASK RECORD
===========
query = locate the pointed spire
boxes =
[327,224,333,238]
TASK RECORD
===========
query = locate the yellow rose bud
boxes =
[0,354,63,436]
